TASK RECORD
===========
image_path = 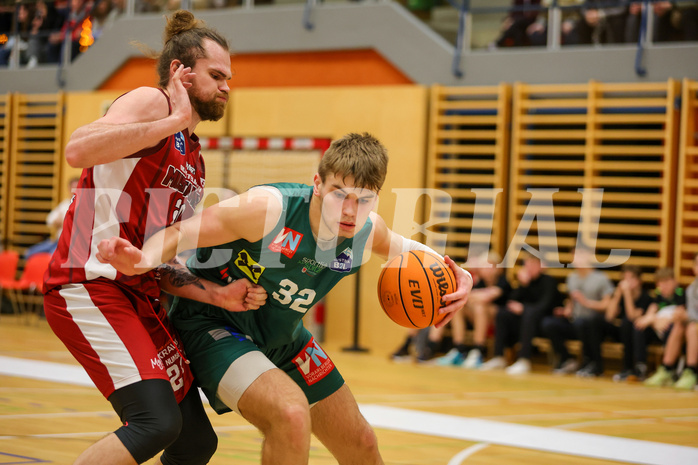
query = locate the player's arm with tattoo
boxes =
[158,257,267,312]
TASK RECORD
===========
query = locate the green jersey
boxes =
[170,183,373,349]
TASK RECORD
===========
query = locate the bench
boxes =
[531,337,664,368]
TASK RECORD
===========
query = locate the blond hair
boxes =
[318,133,388,192]
[654,267,674,282]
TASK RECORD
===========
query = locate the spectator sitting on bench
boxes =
[431,250,510,368]
[642,264,696,390]
[541,247,614,377]
[606,264,654,382]
[480,251,562,374]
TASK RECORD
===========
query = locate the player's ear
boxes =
[169,59,183,76]
[312,174,322,196]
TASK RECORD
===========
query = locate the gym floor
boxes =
[1,315,697,465]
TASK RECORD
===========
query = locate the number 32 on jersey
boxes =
[272,278,316,313]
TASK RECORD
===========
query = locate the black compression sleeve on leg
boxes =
[161,386,217,465]
[109,379,183,464]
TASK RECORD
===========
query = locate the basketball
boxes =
[377,250,457,329]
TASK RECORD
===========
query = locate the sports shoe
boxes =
[644,366,674,387]
[462,349,483,369]
[436,348,465,366]
[627,363,648,382]
[576,362,602,378]
[674,369,697,390]
[505,358,531,375]
[479,355,506,371]
[612,369,634,382]
[390,344,411,362]
[553,358,579,375]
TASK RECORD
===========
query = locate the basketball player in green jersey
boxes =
[97,132,474,465]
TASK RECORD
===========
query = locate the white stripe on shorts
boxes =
[59,283,142,391]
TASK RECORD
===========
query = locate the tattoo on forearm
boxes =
[158,264,206,290]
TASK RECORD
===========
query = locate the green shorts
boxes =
[177,318,344,415]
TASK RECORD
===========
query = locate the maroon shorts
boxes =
[43,279,194,402]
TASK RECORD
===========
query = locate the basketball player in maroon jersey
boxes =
[42,10,265,465]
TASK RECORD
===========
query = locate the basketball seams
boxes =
[410,251,437,327]
[422,250,455,327]
[396,254,418,328]
[378,257,400,325]
[377,251,455,329]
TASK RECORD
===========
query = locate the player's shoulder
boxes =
[112,87,166,104]
[248,185,283,203]
[105,87,169,122]
[368,211,383,230]
[242,186,285,217]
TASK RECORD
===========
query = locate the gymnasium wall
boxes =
[98,50,413,90]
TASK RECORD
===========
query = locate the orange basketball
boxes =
[377,250,457,329]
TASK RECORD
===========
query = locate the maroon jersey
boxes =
[44,90,205,298]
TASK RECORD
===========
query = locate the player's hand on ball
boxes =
[96,237,150,276]
[435,255,474,328]
[378,251,458,329]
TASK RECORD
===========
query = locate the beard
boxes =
[189,91,226,122]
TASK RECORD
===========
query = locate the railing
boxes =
[1,0,696,83]
[443,0,698,77]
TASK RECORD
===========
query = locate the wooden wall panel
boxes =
[509,80,680,284]
[0,93,11,249]
[675,79,698,285]
[7,93,64,257]
[426,84,511,263]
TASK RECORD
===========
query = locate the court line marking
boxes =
[2,356,698,465]
[479,409,698,422]
[447,443,490,465]
[0,451,49,464]
[0,356,93,387]
[359,404,698,465]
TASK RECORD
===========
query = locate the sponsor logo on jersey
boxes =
[161,166,198,197]
[330,247,353,273]
[161,165,204,210]
[235,249,265,283]
[300,257,327,277]
[219,267,234,283]
[156,342,181,369]
[153,341,186,391]
[174,131,186,155]
[268,227,303,258]
[292,337,335,386]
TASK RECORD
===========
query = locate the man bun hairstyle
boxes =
[154,10,230,88]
